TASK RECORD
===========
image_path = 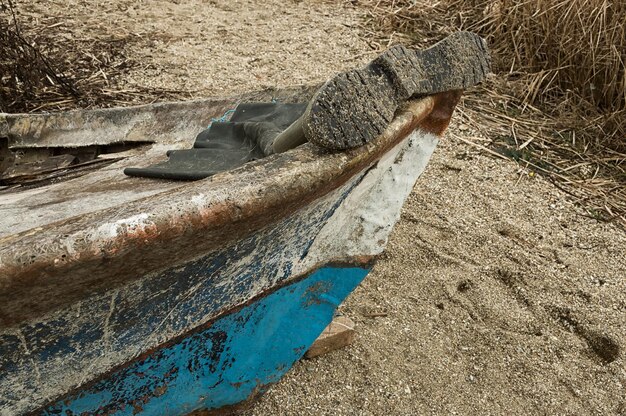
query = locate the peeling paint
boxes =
[92,213,153,240]
[191,194,207,208]
[0,92,455,414]
[15,328,42,389]
[0,168,364,414]
[298,130,438,270]
[0,125,440,414]
[41,266,370,415]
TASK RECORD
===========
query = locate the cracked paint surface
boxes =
[0,169,364,414]
[0,125,439,415]
[42,266,370,415]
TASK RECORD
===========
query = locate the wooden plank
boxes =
[305,315,356,359]
[1,154,75,182]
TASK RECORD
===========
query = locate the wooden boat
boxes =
[0,32,489,415]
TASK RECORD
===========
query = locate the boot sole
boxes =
[301,31,491,150]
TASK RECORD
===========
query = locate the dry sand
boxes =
[16,0,626,414]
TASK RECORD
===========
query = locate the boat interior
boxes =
[0,86,315,238]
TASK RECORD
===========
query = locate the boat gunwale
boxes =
[0,85,319,149]
[0,91,459,327]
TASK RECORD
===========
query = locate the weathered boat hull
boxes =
[0,88,454,415]
[42,266,371,415]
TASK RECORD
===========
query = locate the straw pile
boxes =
[0,0,184,113]
[355,0,626,226]
[450,0,625,150]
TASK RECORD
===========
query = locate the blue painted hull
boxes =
[43,266,370,415]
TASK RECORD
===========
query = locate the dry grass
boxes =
[496,0,624,114]
[0,0,187,113]
[449,0,625,150]
[353,0,626,227]
[458,81,626,225]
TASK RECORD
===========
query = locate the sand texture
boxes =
[14,0,626,414]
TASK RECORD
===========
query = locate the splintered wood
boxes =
[305,316,356,359]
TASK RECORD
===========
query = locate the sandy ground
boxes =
[16,0,626,414]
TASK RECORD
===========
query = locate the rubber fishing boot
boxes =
[273,31,490,152]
